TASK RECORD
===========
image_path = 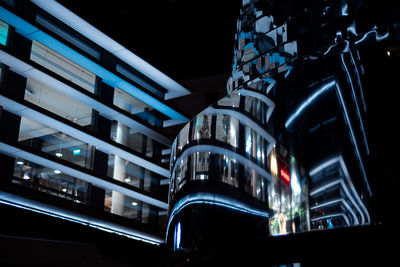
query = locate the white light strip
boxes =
[0,50,172,147]
[201,107,276,144]
[0,95,170,178]
[334,83,371,196]
[172,144,273,184]
[309,155,370,224]
[285,80,336,128]
[30,0,190,100]
[340,54,370,155]
[0,192,164,245]
[0,142,168,210]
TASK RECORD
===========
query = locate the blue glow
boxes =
[0,6,188,121]
[72,149,81,156]
[174,222,181,250]
[285,81,336,128]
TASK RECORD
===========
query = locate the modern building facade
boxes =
[167,0,399,253]
[0,0,191,245]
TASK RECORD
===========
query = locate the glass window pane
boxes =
[110,121,164,162]
[113,87,162,127]
[216,114,239,147]
[25,77,94,128]
[30,41,96,93]
[191,114,212,140]
[107,154,162,194]
[0,20,9,46]
[177,123,189,152]
[244,166,258,198]
[104,189,159,225]
[18,117,92,168]
[190,152,210,181]
[217,92,240,108]
[214,154,239,188]
[12,158,88,204]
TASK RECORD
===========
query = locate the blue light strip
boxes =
[0,6,188,121]
[285,80,336,128]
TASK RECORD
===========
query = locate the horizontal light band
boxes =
[0,6,188,121]
[0,191,164,245]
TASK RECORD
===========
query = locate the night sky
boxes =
[58,0,241,82]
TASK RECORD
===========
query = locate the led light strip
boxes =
[0,192,164,245]
[0,6,188,121]
[30,0,190,100]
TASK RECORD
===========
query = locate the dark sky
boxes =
[58,0,241,82]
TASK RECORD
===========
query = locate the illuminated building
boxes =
[0,0,190,246]
[167,0,399,256]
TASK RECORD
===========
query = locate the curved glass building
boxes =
[167,0,398,252]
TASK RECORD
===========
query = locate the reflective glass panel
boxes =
[0,19,9,46]
[30,41,96,93]
[190,152,210,181]
[191,114,212,140]
[215,114,239,147]
[18,117,92,168]
[12,158,88,204]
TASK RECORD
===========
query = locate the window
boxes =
[191,114,212,140]
[13,158,88,204]
[108,154,162,194]
[190,152,210,181]
[214,154,239,188]
[104,189,159,225]
[110,121,164,161]
[113,87,163,127]
[18,117,92,169]
[177,123,189,152]
[36,14,101,60]
[217,92,240,108]
[245,95,268,124]
[0,20,9,46]
[116,64,164,98]
[30,41,96,93]
[216,114,239,147]
[25,77,94,128]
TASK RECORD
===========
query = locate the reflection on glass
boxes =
[107,154,161,194]
[104,189,159,225]
[190,152,210,181]
[0,19,9,46]
[217,92,240,107]
[113,87,162,127]
[110,121,164,161]
[30,41,96,93]
[12,158,88,203]
[214,154,238,188]
[245,95,268,124]
[25,77,94,128]
[191,114,212,140]
[18,117,92,168]
[177,123,189,152]
[244,166,267,201]
[175,156,188,192]
[216,114,238,147]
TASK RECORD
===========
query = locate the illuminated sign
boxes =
[280,169,290,183]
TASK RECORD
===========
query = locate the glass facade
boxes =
[0,0,188,245]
